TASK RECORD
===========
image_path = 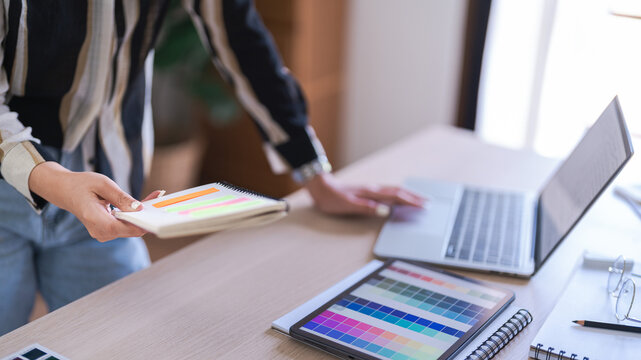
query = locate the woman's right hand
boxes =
[28,161,155,242]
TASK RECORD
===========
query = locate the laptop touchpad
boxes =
[389,202,451,237]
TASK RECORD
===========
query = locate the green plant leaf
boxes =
[153,0,239,126]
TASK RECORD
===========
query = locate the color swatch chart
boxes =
[386,264,503,303]
[361,276,486,327]
[299,261,502,360]
[152,186,266,218]
[302,306,443,360]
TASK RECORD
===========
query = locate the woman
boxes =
[0,0,424,335]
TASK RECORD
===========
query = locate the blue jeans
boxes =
[0,145,150,336]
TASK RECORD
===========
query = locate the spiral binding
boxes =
[465,309,533,360]
[533,342,587,360]
[216,181,284,202]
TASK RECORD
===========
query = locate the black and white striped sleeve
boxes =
[181,0,331,180]
[0,5,51,210]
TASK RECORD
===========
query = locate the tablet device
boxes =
[289,260,514,360]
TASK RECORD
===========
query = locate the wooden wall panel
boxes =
[199,0,346,197]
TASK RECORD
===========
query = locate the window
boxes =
[477,0,641,158]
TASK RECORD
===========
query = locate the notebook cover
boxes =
[115,182,287,238]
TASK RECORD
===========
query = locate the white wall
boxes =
[340,0,467,165]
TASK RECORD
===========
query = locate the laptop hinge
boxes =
[532,196,541,268]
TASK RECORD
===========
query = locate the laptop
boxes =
[374,97,633,277]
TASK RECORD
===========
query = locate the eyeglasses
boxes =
[607,255,641,322]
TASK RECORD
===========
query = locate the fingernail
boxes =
[376,204,391,217]
[158,190,166,198]
[131,201,141,210]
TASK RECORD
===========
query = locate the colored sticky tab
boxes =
[178,197,250,215]
[152,187,219,208]
[164,195,235,213]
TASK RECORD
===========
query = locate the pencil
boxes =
[573,320,641,334]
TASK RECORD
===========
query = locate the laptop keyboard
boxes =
[445,189,524,268]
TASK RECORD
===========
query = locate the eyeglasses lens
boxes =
[608,256,626,295]
[615,279,635,321]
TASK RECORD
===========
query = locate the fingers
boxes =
[356,186,426,207]
[339,197,382,216]
[142,189,166,202]
[93,176,141,211]
[93,221,147,243]
[318,193,391,217]
[83,202,147,242]
[349,199,392,217]
[96,189,165,241]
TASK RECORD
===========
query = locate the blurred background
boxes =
[28,0,641,319]
[141,0,641,259]
[145,0,467,200]
[140,0,469,261]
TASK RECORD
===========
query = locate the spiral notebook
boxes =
[462,309,532,359]
[529,266,641,359]
[115,182,288,238]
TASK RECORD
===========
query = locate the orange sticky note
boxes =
[153,187,219,208]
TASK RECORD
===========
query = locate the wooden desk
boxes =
[2,125,640,359]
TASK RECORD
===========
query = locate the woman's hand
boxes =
[29,161,162,242]
[305,173,426,217]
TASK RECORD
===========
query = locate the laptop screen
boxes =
[536,97,633,267]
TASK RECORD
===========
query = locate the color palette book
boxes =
[274,260,513,360]
[298,265,503,359]
[115,182,288,238]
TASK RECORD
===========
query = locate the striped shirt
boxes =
[0,0,329,210]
